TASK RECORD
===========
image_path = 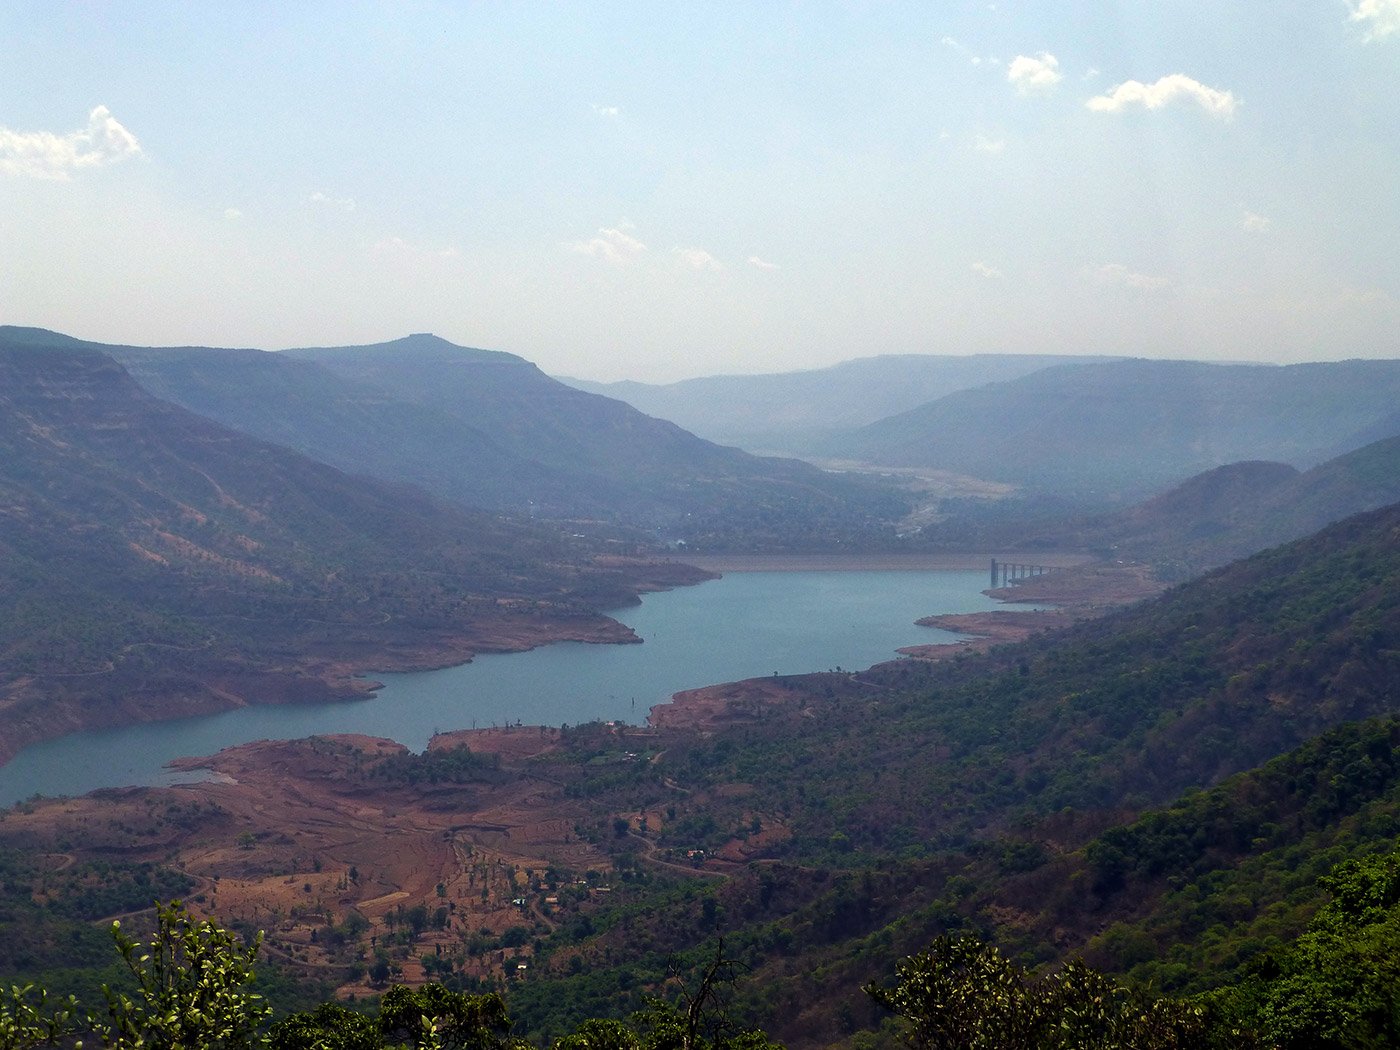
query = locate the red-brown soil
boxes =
[896,562,1165,659]
[0,730,634,994]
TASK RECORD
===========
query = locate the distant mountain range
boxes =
[0,340,706,762]
[0,328,905,548]
[825,357,1400,501]
[563,353,1113,452]
[567,353,1400,514]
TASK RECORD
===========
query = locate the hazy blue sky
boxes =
[2,2,1396,380]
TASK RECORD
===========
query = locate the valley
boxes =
[3,328,1400,1048]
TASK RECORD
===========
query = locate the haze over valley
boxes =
[4,321,1400,1046]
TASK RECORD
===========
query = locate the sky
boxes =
[1,2,1397,382]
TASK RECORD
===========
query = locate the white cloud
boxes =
[748,256,780,271]
[1351,0,1400,39]
[674,247,724,272]
[224,208,243,221]
[973,134,1006,154]
[592,104,620,118]
[1086,74,1239,118]
[564,226,647,263]
[1007,53,1062,95]
[0,105,141,180]
[971,261,1003,279]
[1094,263,1169,290]
[308,191,356,211]
[1240,211,1272,232]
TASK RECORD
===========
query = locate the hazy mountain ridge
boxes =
[0,328,909,547]
[562,353,1116,452]
[1017,435,1400,573]
[829,357,1400,501]
[285,335,910,541]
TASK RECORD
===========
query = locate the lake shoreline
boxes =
[0,568,1031,805]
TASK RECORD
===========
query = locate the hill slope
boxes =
[647,499,1400,860]
[0,327,906,546]
[0,342,704,763]
[831,358,1400,500]
[285,335,907,542]
[1023,435,1400,573]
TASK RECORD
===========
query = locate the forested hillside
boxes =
[503,501,1400,1041]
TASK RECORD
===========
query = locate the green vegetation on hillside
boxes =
[494,504,1400,1041]
[12,859,1400,1050]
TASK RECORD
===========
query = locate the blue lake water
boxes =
[0,570,1013,806]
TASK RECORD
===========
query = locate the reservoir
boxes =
[0,568,1021,806]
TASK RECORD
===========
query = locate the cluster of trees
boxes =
[0,904,781,1050]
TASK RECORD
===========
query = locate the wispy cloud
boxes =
[674,247,724,272]
[373,236,460,260]
[1087,74,1239,118]
[1240,211,1272,232]
[1093,262,1169,290]
[564,226,647,263]
[941,35,983,66]
[308,190,356,211]
[224,208,243,221]
[1350,0,1400,39]
[1007,53,1062,95]
[973,134,1006,154]
[591,104,620,118]
[970,261,1003,279]
[748,256,780,271]
[0,105,141,180]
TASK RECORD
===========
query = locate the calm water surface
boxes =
[0,570,1012,806]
